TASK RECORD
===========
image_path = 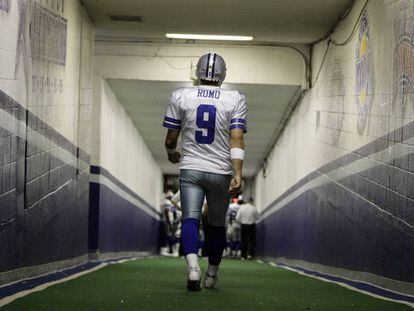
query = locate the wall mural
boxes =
[16,0,67,102]
[327,58,345,146]
[30,1,67,66]
[12,0,69,209]
[355,8,374,134]
[393,0,414,116]
[0,0,10,12]
[15,0,29,79]
[30,0,67,109]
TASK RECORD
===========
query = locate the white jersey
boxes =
[227,202,240,223]
[163,85,247,175]
[236,203,259,225]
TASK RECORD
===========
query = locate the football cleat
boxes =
[187,267,201,291]
[203,273,218,289]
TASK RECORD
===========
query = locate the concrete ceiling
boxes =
[83,0,353,44]
[107,79,300,177]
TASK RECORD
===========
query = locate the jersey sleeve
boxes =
[163,90,182,130]
[230,92,247,133]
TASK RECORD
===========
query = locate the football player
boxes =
[226,198,241,258]
[161,192,181,257]
[163,53,247,291]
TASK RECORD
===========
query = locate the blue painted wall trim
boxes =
[273,262,414,304]
[88,182,100,253]
[0,262,101,299]
[89,165,160,255]
[90,165,158,215]
[257,120,414,284]
[0,89,90,273]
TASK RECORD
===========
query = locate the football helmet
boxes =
[196,53,226,84]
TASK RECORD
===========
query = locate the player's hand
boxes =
[228,174,242,194]
[168,151,181,164]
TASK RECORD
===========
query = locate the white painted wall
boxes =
[93,79,163,209]
[0,0,26,104]
[94,43,307,86]
[254,0,414,211]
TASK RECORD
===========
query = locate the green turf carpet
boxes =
[2,257,411,310]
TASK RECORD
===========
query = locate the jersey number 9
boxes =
[195,105,216,144]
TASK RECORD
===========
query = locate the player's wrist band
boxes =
[166,147,176,155]
[230,148,245,160]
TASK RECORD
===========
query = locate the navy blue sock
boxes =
[206,225,226,265]
[181,218,200,255]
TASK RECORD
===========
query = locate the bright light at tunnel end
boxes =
[166,33,254,41]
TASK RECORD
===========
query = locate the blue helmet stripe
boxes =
[207,53,215,79]
[205,53,211,78]
[211,53,217,79]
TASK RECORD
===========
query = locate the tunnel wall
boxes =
[255,0,414,294]
[89,79,162,259]
[92,80,162,209]
[94,43,307,86]
[0,0,94,284]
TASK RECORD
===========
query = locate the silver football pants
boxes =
[180,169,232,226]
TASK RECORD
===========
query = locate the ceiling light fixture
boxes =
[166,33,253,41]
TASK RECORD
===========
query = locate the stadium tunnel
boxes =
[1,0,414,309]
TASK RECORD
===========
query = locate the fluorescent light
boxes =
[166,33,253,41]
